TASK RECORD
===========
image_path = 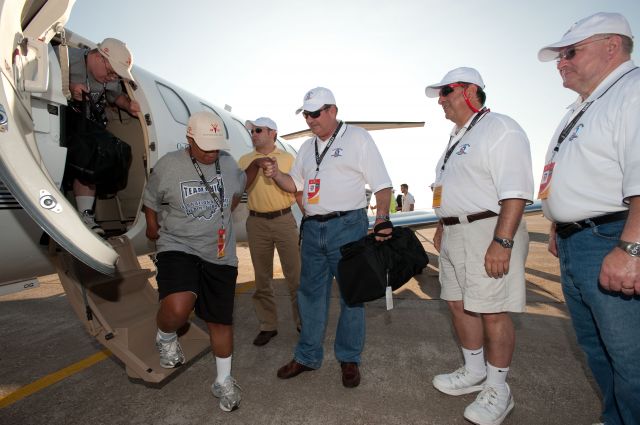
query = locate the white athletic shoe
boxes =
[155,335,185,368]
[211,376,242,412]
[81,209,105,236]
[433,366,486,396]
[464,383,514,425]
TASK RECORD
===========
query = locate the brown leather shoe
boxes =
[341,362,361,388]
[277,359,313,379]
[253,330,278,346]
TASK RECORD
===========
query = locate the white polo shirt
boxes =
[289,123,392,215]
[433,111,534,218]
[542,61,640,223]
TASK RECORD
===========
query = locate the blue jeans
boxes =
[294,209,369,369]
[557,220,640,425]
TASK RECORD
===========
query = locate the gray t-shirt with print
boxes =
[143,149,246,266]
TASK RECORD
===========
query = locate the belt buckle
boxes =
[556,222,583,238]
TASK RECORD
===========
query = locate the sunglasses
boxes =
[556,36,610,62]
[302,105,330,119]
[250,127,267,134]
[438,83,466,98]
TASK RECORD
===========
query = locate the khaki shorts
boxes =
[438,217,528,313]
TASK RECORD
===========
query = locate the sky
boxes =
[66,0,640,210]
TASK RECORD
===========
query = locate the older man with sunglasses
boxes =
[426,67,533,425]
[538,12,640,425]
[262,87,393,388]
[239,117,303,347]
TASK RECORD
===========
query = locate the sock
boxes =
[76,196,95,213]
[486,362,509,394]
[462,346,486,376]
[156,329,177,342]
[215,356,232,384]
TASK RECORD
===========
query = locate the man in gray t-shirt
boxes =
[143,112,246,412]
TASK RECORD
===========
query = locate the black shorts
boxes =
[155,251,237,325]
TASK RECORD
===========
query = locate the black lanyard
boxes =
[551,66,638,159]
[441,107,490,171]
[313,121,344,174]
[189,150,225,228]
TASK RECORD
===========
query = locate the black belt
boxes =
[305,210,353,222]
[249,207,291,219]
[441,210,498,226]
[555,210,628,239]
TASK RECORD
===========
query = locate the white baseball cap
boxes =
[295,87,336,114]
[97,38,134,81]
[187,111,230,151]
[425,67,485,98]
[245,117,278,132]
[538,12,633,62]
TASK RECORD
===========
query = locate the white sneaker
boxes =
[81,210,105,236]
[433,366,486,396]
[464,383,514,425]
[155,335,185,368]
[211,376,242,412]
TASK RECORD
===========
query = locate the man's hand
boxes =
[128,99,141,115]
[599,248,640,296]
[70,83,88,101]
[373,219,392,241]
[146,222,160,240]
[548,223,558,257]
[484,240,511,279]
[262,157,279,178]
[434,222,443,252]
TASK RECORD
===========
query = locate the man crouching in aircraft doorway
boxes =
[143,112,246,412]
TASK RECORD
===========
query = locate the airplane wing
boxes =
[280,121,425,140]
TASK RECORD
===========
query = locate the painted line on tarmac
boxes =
[0,284,257,409]
[0,349,111,409]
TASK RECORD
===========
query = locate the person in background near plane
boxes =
[400,183,415,212]
[262,87,393,388]
[66,38,140,235]
[538,12,640,425]
[143,111,246,412]
[427,67,534,425]
[239,117,302,347]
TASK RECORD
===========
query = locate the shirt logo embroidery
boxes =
[331,147,344,157]
[456,144,470,155]
[568,123,583,142]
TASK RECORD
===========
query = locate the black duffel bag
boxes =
[337,226,429,306]
[64,97,132,195]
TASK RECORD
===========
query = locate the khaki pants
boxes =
[246,212,301,331]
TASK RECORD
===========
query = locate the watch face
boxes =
[629,244,640,256]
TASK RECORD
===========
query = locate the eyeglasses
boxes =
[101,55,119,79]
[250,128,266,134]
[303,105,330,119]
[438,83,466,98]
[556,36,610,62]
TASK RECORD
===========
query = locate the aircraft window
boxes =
[230,118,253,148]
[200,103,229,139]
[156,82,190,125]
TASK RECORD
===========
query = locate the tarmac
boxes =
[0,214,603,425]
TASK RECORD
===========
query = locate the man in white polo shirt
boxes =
[400,183,415,212]
[262,87,393,388]
[538,12,640,425]
[426,67,533,425]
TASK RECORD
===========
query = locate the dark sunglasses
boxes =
[438,83,466,98]
[557,36,610,62]
[303,105,330,119]
[250,127,267,134]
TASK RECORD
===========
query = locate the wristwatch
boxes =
[618,240,640,257]
[376,214,390,221]
[493,236,514,249]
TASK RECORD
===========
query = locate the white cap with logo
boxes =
[97,38,134,81]
[538,12,633,62]
[425,67,485,98]
[295,87,336,114]
[187,111,230,151]
[245,117,278,132]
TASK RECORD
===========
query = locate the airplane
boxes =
[0,0,540,384]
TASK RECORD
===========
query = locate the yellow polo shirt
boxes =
[238,148,296,213]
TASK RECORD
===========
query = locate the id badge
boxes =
[537,162,555,200]
[432,185,443,208]
[307,178,320,204]
[217,228,226,258]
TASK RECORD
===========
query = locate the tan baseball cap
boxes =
[98,38,134,81]
[187,112,230,151]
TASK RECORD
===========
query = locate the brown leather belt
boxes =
[440,210,498,226]
[249,207,292,219]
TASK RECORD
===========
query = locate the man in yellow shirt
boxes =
[239,117,303,346]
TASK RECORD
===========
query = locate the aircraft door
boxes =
[0,0,118,275]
